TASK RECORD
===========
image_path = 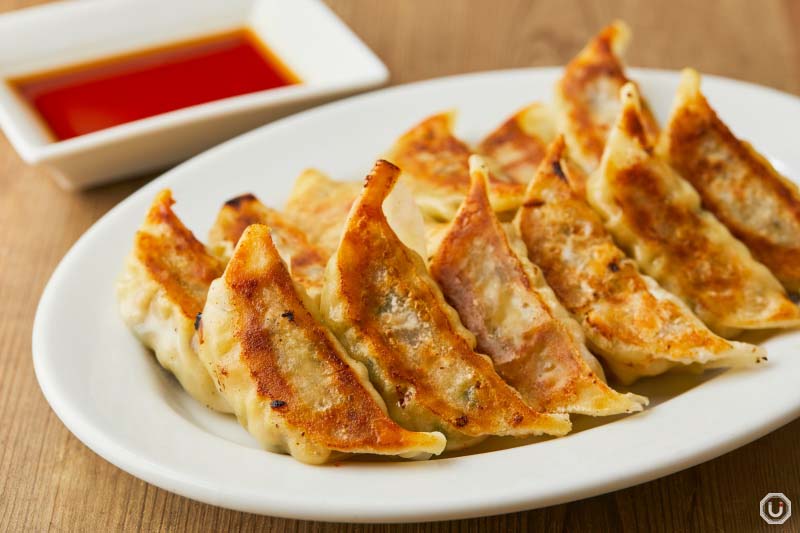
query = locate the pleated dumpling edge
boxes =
[321,159,572,451]
[518,138,766,384]
[587,83,800,335]
[116,189,231,413]
[657,68,800,295]
[429,155,648,415]
[198,223,447,464]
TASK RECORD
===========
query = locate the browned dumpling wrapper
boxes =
[386,111,526,221]
[198,224,446,464]
[477,102,557,185]
[555,20,659,173]
[658,68,800,295]
[208,193,327,305]
[283,169,363,259]
[517,137,765,384]
[430,155,648,411]
[321,160,571,450]
[588,84,800,336]
[282,168,429,261]
[116,190,231,413]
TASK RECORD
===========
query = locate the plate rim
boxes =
[32,66,800,523]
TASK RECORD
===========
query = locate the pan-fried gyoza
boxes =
[386,112,526,221]
[429,155,648,409]
[198,224,446,464]
[321,160,571,450]
[208,193,327,304]
[588,84,800,336]
[555,20,659,173]
[116,190,231,412]
[477,102,556,184]
[517,137,765,384]
[283,169,362,259]
[283,168,429,260]
[658,68,800,295]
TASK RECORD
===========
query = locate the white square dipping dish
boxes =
[0,0,388,190]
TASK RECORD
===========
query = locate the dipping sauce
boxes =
[10,29,299,141]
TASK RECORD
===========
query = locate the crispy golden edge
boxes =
[557,21,659,171]
[590,84,800,330]
[518,137,765,382]
[386,112,526,218]
[517,137,650,318]
[217,224,445,455]
[431,156,645,412]
[283,169,362,258]
[208,193,327,296]
[658,69,800,293]
[134,189,224,319]
[517,150,599,317]
[120,189,232,413]
[209,193,263,251]
[477,103,554,185]
[328,159,570,437]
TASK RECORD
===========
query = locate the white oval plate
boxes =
[33,68,800,523]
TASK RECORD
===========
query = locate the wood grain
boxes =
[1,1,799,531]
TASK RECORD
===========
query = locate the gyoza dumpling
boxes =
[658,69,800,295]
[386,112,526,221]
[430,155,647,411]
[321,160,571,450]
[198,224,446,464]
[283,169,362,259]
[116,190,231,413]
[588,83,800,336]
[208,193,327,304]
[555,20,659,173]
[282,168,428,260]
[518,137,765,384]
[477,102,557,184]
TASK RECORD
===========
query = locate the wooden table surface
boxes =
[2,1,799,531]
